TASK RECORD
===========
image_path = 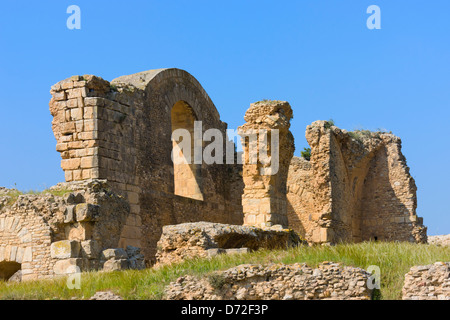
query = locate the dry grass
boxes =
[1,241,448,300]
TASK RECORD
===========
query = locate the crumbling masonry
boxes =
[0,68,426,281]
[286,121,427,244]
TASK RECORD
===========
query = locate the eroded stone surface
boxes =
[49,69,244,262]
[89,291,123,300]
[402,262,450,300]
[287,121,427,244]
[164,262,373,300]
[0,68,430,284]
[428,235,450,246]
[239,101,295,228]
[0,180,143,280]
[155,222,303,266]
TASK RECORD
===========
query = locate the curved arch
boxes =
[0,214,51,281]
[171,100,203,200]
[111,68,221,123]
[51,68,244,261]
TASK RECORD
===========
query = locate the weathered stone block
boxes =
[73,169,82,180]
[101,248,128,260]
[125,245,142,258]
[84,106,96,119]
[206,248,225,257]
[75,203,99,222]
[80,156,98,169]
[225,248,250,255]
[102,259,129,272]
[53,258,83,275]
[65,222,94,241]
[71,108,83,121]
[81,169,92,179]
[64,205,75,223]
[22,247,33,262]
[67,98,78,108]
[50,240,80,259]
[128,258,146,270]
[56,143,68,152]
[84,97,105,107]
[65,192,85,204]
[156,222,303,266]
[61,158,81,170]
[53,91,66,101]
[80,240,101,259]
[61,122,75,135]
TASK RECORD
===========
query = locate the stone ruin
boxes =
[164,262,374,300]
[154,222,302,266]
[0,68,427,282]
[402,262,450,300]
[287,121,427,244]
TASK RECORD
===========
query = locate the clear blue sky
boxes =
[0,1,449,235]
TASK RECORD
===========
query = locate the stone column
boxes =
[238,100,295,228]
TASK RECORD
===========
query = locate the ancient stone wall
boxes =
[164,262,373,300]
[50,69,244,262]
[238,101,295,228]
[287,121,426,244]
[286,157,318,241]
[155,222,302,266]
[0,180,143,281]
[402,262,450,300]
[0,187,66,281]
[48,68,427,261]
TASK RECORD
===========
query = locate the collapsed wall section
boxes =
[287,121,427,244]
[164,262,374,300]
[155,222,302,266]
[402,262,450,300]
[0,180,139,281]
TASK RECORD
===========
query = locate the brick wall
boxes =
[50,69,244,262]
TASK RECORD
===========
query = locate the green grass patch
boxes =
[1,188,73,207]
[3,190,23,206]
[300,147,311,161]
[348,128,393,142]
[324,119,335,129]
[0,242,448,300]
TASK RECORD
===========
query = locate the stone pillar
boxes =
[238,100,295,228]
[49,75,110,183]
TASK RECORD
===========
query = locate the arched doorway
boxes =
[0,261,21,281]
[171,100,203,201]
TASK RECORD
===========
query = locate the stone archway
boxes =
[0,214,50,281]
[171,100,203,200]
[50,68,244,261]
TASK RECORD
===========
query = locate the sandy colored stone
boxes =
[402,262,450,300]
[155,222,303,266]
[50,240,80,259]
[287,121,426,245]
[164,262,373,300]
